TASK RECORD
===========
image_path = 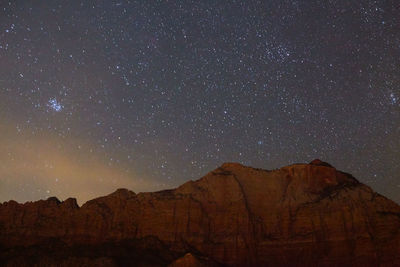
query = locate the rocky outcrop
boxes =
[1,160,399,266]
[168,253,219,267]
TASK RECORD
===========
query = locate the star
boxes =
[48,98,63,112]
[389,92,398,105]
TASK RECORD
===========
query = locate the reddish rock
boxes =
[309,159,334,168]
[1,160,399,266]
[168,253,218,267]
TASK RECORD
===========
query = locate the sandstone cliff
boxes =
[1,160,399,266]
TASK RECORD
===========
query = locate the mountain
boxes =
[1,160,399,266]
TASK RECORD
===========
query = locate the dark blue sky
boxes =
[0,0,399,204]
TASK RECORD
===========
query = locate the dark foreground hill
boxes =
[1,160,399,266]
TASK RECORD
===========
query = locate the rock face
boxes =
[168,253,219,267]
[1,160,400,266]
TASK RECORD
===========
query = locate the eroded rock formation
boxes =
[1,160,399,266]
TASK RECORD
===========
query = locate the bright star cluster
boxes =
[48,98,63,112]
[0,1,399,204]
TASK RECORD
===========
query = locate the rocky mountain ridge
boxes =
[1,160,400,266]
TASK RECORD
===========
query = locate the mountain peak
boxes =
[109,188,136,198]
[61,198,79,209]
[220,162,245,170]
[309,159,334,168]
[46,196,61,204]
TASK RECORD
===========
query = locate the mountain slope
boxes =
[1,160,399,266]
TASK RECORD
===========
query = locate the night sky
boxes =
[0,1,399,205]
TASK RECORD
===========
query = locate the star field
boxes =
[0,1,399,204]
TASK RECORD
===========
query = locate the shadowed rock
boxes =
[309,159,334,168]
